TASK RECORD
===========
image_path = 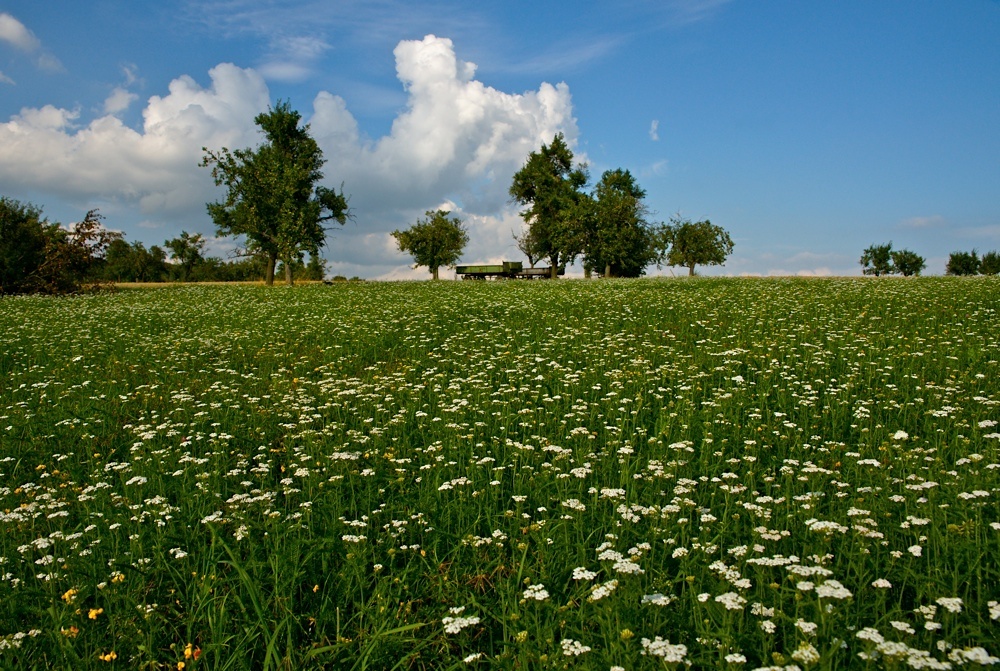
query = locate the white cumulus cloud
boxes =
[103,87,139,114]
[0,35,577,276]
[0,63,267,222]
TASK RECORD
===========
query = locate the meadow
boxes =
[0,277,998,670]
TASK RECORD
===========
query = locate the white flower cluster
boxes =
[442,606,480,634]
[641,636,688,662]
[560,638,591,656]
[588,579,618,602]
[522,583,549,601]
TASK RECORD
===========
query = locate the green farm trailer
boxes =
[455,261,563,279]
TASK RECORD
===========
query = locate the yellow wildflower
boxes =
[98,651,117,662]
[62,588,78,603]
[89,607,104,620]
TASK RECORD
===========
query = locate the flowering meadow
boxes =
[1,278,999,670]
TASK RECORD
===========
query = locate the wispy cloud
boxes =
[499,36,624,75]
[649,119,659,141]
[666,0,734,26]
[899,214,945,229]
[0,12,63,72]
[0,12,41,51]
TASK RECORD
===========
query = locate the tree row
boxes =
[860,242,1000,277]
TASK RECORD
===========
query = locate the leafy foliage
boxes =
[889,248,926,277]
[662,216,734,276]
[164,231,207,282]
[946,250,980,276]
[584,169,663,278]
[509,133,589,278]
[979,250,1000,276]
[1,198,120,294]
[860,243,894,276]
[101,239,169,283]
[202,100,350,286]
[392,210,469,279]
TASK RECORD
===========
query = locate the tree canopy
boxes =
[202,100,350,286]
[946,250,980,276]
[860,243,894,276]
[1,198,119,295]
[890,248,926,277]
[509,134,589,278]
[392,210,469,280]
[164,231,207,282]
[662,216,734,276]
[584,169,663,278]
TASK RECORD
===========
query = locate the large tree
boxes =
[584,169,662,278]
[509,133,588,278]
[662,216,734,276]
[202,100,350,286]
[392,210,469,280]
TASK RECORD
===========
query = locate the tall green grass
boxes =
[1,278,998,669]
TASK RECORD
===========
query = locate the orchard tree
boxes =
[890,248,926,277]
[860,243,894,276]
[165,231,206,281]
[202,100,350,286]
[946,250,980,276]
[392,210,469,280]
[979,250,1000,275]
[585,169,662,277]
[509,133,589,278]
[513,226,544,268]
[662,216,734,276]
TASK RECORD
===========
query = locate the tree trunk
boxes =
[604,263,612,279]
[550,255,559,279]
[432,266,440,280]
[584,266,591,279]
[688,263,695,277]
[285,260,294,286]
[265,254,276,286]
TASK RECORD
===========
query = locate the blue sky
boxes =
[2,1,998,278]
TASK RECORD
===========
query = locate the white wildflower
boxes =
[560,638,591,656]
[641,636,687,662]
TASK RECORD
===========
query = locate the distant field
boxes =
[1,278,998,670]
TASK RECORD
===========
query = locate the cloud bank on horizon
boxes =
[0,34,578,279]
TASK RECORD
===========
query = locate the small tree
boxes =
[860,243,894,276]
[946,250,980,276]
[392,210,469,280]
[662,216,734,276]
[979,251,1000,276]
[165,231,207,281]
[513,226,544,268]
[890,248,926,277]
